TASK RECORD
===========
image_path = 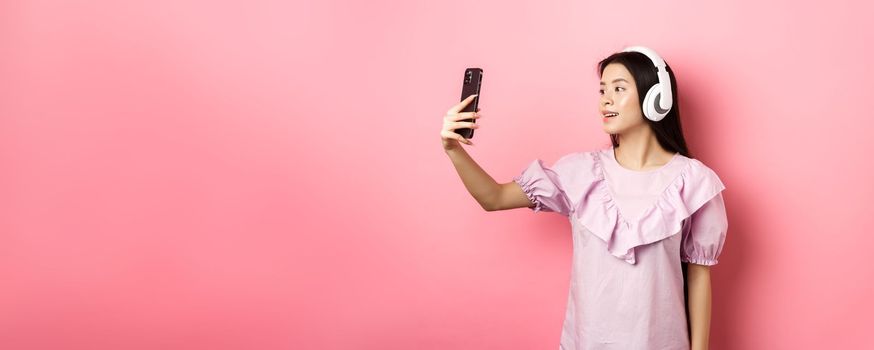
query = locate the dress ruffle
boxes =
[573,150,726,265]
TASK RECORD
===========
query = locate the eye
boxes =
[615,87,625,92]
[599,89,604,95]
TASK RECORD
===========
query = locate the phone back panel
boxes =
[457,68,482,139]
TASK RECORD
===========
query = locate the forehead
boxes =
[599,63,633,84]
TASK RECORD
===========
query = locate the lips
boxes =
[602,111,619,118]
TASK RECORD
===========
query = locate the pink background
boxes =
[2,0,872,349]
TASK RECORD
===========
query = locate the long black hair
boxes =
[597,51,692,158]
[600,50,696,341]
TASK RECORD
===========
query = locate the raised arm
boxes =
[441,95,534,212]
[444,146,534,211]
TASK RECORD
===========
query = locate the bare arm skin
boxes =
[687,264,713,350]
[444,146,533,211]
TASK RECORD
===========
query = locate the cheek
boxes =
[616,94,635,110]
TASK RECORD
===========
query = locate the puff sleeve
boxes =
[512,154,576,216]
[680,191,728,266]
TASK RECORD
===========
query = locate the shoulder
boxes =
[546,149,607,187]
[681,156,726,191]
[685,156,721,177]
[550,148,605,170]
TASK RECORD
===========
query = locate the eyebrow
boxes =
[600,78,629,85]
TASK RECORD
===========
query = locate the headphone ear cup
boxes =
[642,84,659,121]
[643,84,669,122]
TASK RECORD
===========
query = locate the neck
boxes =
[614,126,674,170]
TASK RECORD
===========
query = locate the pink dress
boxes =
[513,146,728,350]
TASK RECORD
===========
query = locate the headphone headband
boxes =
[620,46,673,121]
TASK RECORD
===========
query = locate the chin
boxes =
[602,125,621,134]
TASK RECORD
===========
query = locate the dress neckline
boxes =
[607,147,680,174]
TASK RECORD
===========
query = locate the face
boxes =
[599,63,647,134]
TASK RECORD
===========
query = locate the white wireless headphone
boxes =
[620,46,673,122]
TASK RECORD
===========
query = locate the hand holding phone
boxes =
[441,94,481,149]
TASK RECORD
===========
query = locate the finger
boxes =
[448,94,478,113]
[448,111,480,121]
[458,113,481,121]
[440,130,472,145]
[454,133,473,145]
[450,121,478,130]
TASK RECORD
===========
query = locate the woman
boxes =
[441,46,728,350]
